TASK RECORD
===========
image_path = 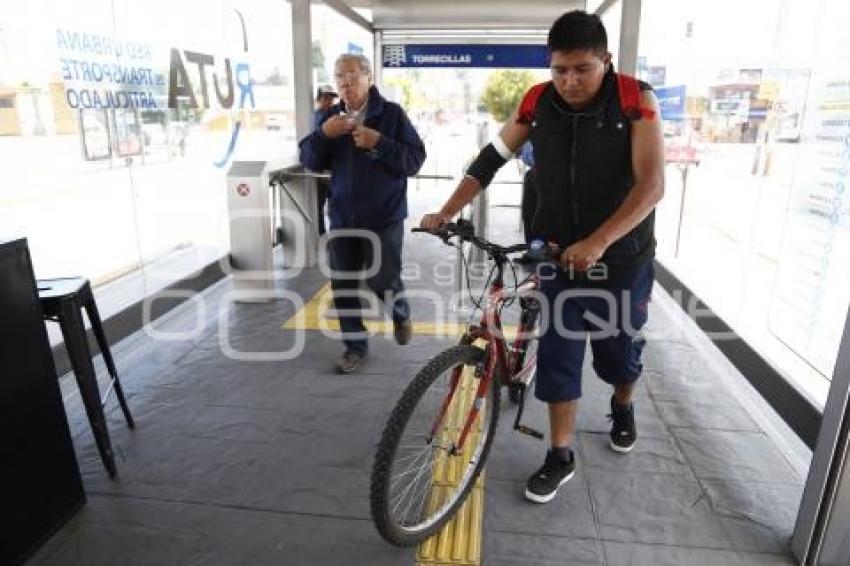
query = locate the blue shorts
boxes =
[534,260,654,403]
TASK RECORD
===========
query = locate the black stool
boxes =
[37,277,135,478]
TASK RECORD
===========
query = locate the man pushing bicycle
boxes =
[420,10,665,504]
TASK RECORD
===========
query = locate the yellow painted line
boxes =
[416,364,486,566]
[282,282,516,338]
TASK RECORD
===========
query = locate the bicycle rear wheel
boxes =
[370,344,500,546]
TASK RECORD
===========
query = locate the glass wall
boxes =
[640,0,850,407]
[381,65,549,184]
[0,0,295,308]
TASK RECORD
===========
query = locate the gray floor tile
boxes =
[485,532,604,565]
[702,479,802,554]
[654,396,761,432]
[484,475,598,540]
[577,431,690,477]
[673,428,801,484]
[238,459,373,518]
[737,551,798,565]
[586,470,731,548]
[603,540,742,566]
[186,405,290,445]
[602,541,795,566]
[28,494,412,566]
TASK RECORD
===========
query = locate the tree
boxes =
[384,75,413,109]
[480,70,537,122]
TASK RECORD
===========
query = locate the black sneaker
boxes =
[608,395,636,453]
[525,449,576,504]
[393,319,412,345]
[334,350,367,374]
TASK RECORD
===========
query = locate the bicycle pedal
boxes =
[514,424,544,440]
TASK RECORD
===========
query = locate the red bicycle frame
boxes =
[430,272,541,454]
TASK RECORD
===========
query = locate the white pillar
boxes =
[290,0,318,267]
[618,0,642,75]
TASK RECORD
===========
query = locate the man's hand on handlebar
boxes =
[560,236,607,271]
[419,212,453,232]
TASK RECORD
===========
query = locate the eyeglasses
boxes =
[334,71,366,85]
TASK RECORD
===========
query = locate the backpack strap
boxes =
[516,82,551,125]
[616,73,656,121]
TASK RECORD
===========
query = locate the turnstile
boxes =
[226,159,319,302]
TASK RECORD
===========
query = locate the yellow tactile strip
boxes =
[282,283,468,337]
[416,363,486,566]
[281,283,508,565]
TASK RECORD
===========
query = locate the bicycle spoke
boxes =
[400,462,436,524]
[411,473,433,526]
[390,450,434,508]
[393,444,433,468]
[391,451,435,516]
[402,466,439,525]
[392,446,433,464]
[389,449,433,488]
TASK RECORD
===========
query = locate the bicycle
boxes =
[370,219,556,546]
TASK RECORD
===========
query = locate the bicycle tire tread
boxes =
[370,344,499,546]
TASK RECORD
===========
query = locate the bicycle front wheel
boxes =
[370,344,500,546]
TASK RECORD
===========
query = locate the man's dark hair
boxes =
[547,10,608,56]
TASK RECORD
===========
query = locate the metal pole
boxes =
[292,0,313,142]
[673,164,688,257]
[454,226,466,311]
[471,190,488,265]
[291,0,318,267]
[471,121,490,265]
[373,30,383,90]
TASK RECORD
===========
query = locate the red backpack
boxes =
[616,73,656,121]
[518,73,656,124]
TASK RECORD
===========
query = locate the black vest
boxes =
[529,69,655,267]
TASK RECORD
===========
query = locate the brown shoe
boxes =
[393,319,412,345]
[334,350,367,374]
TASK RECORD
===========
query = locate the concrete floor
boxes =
[29,187,808,566]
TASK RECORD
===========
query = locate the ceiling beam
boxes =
[593,0,618,16]
[322,0,373,33]
[371,0,584,31]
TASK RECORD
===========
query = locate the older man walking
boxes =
[299,54,426,374]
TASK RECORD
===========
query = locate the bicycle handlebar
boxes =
[412,219,561,262]
[412,220,525,256]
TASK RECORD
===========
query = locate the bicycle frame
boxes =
[429,266,541,455]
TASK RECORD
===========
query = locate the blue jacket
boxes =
[312,108,324,131]
[299,86,426,229]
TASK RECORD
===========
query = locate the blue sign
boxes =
[655,85,686,121]
[347,42,363,55]
[383,44,549,68]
